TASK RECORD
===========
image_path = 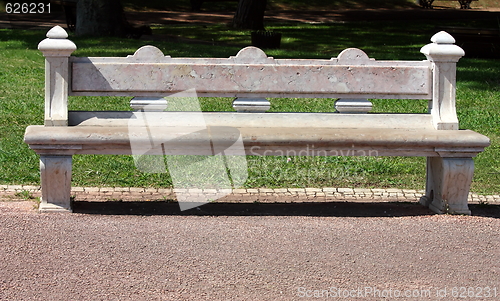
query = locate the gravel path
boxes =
[1,201,499,300]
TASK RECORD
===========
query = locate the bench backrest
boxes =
[38,26,465,130]
[69,47,432,99]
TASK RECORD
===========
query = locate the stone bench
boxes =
[24,26,490,214]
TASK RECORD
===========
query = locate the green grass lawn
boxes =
[0,16,498,194]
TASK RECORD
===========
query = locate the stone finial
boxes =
[46,25,69,39]
[128,45,170,62]
[420,31,464,62]
[38,26,77,57]
[232,47,275,64]
[337,48,371,63]
[431,31,456,44]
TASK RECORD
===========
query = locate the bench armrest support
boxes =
[421,31,464,130]
[38,26,76,126]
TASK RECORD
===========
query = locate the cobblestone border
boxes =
[1,185,499,204]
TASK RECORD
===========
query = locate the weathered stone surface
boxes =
[421,31,465,130]
[25,125,490,157]
[70,58,432,98]
[25,27,491,214]
[39,155,72,212]
[420,157,474,215]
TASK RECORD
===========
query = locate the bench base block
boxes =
[39,155,72,213]
[420,157,473,215]
[35,154,476,215]
[39,202,72,213]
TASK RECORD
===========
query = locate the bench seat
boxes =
[25,113,489,157]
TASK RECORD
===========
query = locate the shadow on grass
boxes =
[0,29,46,50]
[72,201,500,218]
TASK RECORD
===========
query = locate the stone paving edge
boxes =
[0,185,499,204]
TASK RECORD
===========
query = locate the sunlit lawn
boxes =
[0,14,498,193]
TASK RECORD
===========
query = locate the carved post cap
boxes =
[420,31,464,62]
[38,26,77,57]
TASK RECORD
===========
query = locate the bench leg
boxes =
[39,155,73,212]
[420,157,473,215]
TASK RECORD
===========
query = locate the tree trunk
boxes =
[75,0,126,37]
[232,0,267,30]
